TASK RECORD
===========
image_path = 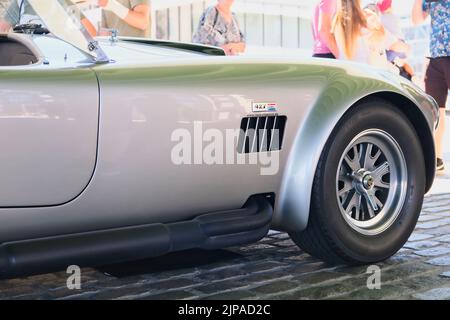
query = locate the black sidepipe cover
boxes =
[0,195,273,278]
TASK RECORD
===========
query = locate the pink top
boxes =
[312,0,337,55]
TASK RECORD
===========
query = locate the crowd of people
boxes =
[192,0,448,173]
[312,0,449,172]
[0,0,152,37]
[0,0,448,172]
[194,0,448,172]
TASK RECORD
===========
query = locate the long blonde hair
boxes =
[333,0,367,59]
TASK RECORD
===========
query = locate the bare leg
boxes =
[436,108,446,159]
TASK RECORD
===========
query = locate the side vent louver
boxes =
[238,116,287,154]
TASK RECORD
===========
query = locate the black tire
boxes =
[290,99,426,265]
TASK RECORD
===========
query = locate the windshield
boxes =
[0,0,108,62]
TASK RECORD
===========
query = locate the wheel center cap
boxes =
[352,170,375,192]
[363,174,375,190]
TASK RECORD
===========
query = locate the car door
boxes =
[0,43,99,207]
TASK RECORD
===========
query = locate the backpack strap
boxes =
[17,0,25,25]
[212,6,219,29]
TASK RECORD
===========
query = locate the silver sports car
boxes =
[0,0,439,278]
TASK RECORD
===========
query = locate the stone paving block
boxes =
[194,279,250,295]
[418,215,443,222]
[414,247,450,257]
[58,290,100,300]
[237,244,276,252]
[44,287,92,300]
[440,217,450,223]
[434,235,450,243]
[407,233,434,242]
[283,261,329,274]
[252,280,301,295]
[0,286,43,299]
[203,290,256,300]
[426,256,450,266]
[334,265,370,276]
[90,287,153,300]
[421,204,448,211]
[195,266,249,281]
[413,288,450,300]
[136,278,198,292]
[339,284,410,300]
[421,225,450,236]
[241,261,286,274]
[422,201,450,210]
[292,271,348,286]
[424,193,450,200]
[382,254,420,265]
[139,290,197,300]
[267,233,290,240]
[244,270,292,284]
[283,254,317,264]
[86,277,198,300]
[403,240,440,250]
[271,240,295,248]
[270,280,360,300]
[428,212,450,218]
[378,263,434,283]
[416,220,450,229]
[382,275,450,300]
[109,280,198,299]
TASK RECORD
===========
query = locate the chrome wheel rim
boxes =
[336,129,408,235]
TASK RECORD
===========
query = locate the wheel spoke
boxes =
[354,145,361,168]
[339,165,345,177]
[364,190,379,213]
[339,181,353,197]
[366,199,376,219]
[344,146,361,172]
[366,149,382,171]
[372,161,390,179]
[374,180,390,189]
[372,161,390,190]
[344,190,357,215]
[374,194,384,209]
[362,143,373,169]
[355,194,362,220]
[344,156,358,172]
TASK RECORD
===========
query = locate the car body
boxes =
[0,0,439,277]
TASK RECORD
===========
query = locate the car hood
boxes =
[26,0,108,62]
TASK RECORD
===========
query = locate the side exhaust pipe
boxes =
[0,195,273,278]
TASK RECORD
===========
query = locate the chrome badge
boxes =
[252,102,278,113]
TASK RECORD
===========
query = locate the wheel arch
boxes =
[362,92,436,193]
[274,89,435,233]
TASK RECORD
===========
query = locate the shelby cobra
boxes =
[0,0,440,278]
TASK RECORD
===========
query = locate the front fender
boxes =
[273,67,436,232]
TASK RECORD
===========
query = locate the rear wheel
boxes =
[290,99,426,265]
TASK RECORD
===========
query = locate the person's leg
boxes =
[439,57,450,169]
[436,108,446,159]
[425,58,448,170]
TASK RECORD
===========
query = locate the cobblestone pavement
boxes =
[0,191,450,300]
